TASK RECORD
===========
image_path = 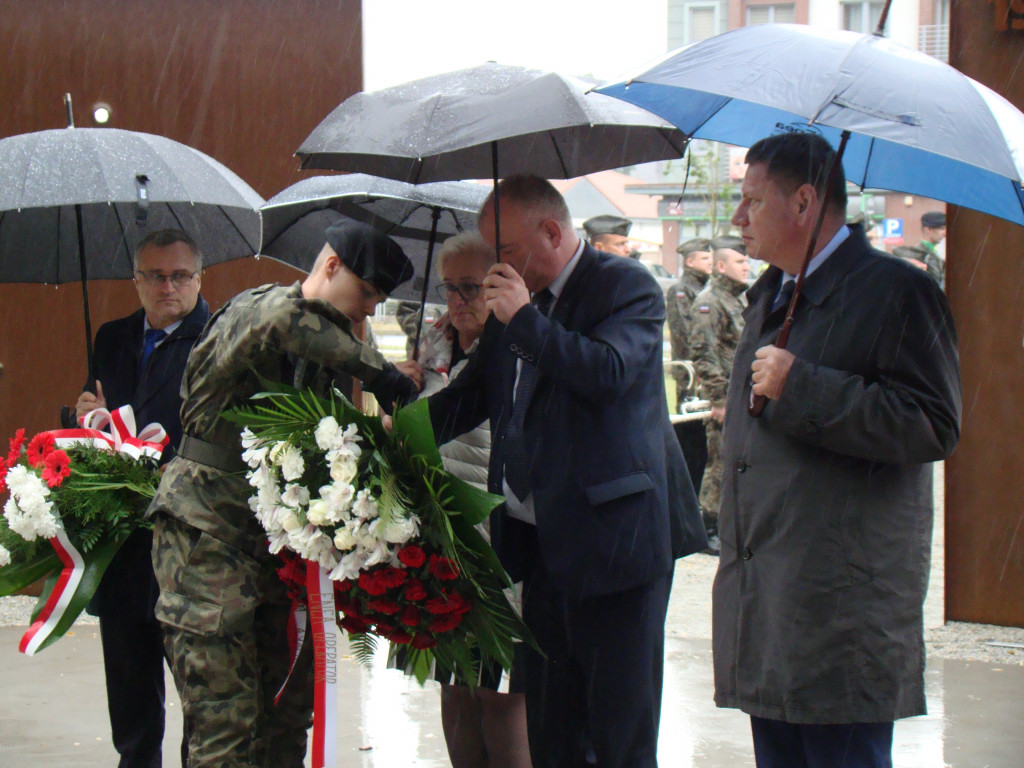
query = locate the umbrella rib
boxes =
[216,204,260,257]
[110,202,136,274]
[809,35,869,125]
[548,130,570,178]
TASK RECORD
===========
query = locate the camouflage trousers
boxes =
[699,418,723,527]
[152,515,314,768]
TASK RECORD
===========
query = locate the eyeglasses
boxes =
[435,282,482,301]
[135,270,198,287]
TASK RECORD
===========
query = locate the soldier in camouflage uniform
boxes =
[689,236,749,554]
[149,222,422,767]
[666,237,713,404]
[665,238,714,494]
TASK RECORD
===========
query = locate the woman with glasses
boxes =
[400,230,532,768]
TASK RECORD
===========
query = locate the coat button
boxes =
[742,546,753,560]
[735,459,748,473]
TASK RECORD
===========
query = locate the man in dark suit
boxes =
[75,228,210,768]
[715,133,960,768]
[428,176,705,768]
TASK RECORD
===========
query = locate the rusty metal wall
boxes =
[946,7,1024,627]
[0,0,362,440]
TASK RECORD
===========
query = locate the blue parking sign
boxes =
[882,218,903,239]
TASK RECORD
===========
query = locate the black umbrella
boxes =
[259,174,489,353]
[0,101,264,384]
[295,62,689,252]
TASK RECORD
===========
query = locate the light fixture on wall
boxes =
[92,103,112,125]
[903,195,914,207]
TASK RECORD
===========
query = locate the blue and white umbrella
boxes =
[597,23,1024,225]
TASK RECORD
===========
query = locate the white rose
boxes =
[327,450,358,485]
[277,509,303,533]
[277,444,305,482]
[381,514,420,545]
[314,416,345,451]
[333,526,357,551]
[306,499,330,526]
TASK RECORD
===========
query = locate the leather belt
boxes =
[178,434,247,474]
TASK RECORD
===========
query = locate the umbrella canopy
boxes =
[0,126,264,282]
[296,62,688,183]
[259,174,489,302]
[597,23,1024,226]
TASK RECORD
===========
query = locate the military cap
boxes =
[676,237,712,257]
[583,214,632,239]
[921,211,946,228]
[892,244,930,263]
[710,235,746,255]
[325,221,414,295]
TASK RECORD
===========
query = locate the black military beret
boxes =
[324,221,414,295]
[921,211,946,228]
[583,214,632,239]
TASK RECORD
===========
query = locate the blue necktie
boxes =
[503,290,554,499]
[771,280,796,314]
[140,328,167,371]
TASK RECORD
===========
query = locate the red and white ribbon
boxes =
[274,605,308,706]
[18,528,85,656]
[48,405,169,460]
[307,562,338,768]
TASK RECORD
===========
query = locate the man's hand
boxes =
[395,360,424,391]
[74,380,106,423]
[750,345,796,401]
[381,414,394,432]
[710,405,726,424]
[483,263,530,324]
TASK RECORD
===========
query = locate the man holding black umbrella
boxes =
[74,228,208,768]
[714,132,961,767]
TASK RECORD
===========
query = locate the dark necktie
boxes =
[140,328,167,371]
[771,280,796,314]
[503,290,554,499]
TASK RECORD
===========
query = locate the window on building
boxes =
[746,3,796,25]
[689,5,717,41]
[841,1,884,33]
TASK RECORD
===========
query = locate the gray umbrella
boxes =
[260,175,489,350]
[297,62,687,256]
[296,62,688,183]
[0,120,263,382]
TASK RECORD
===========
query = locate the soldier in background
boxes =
[892,244,932,275]
[665,237,713,494]
[148,222,422,766]
[920,211,947,288]
[582,214,633,257]
[689,236,749,554]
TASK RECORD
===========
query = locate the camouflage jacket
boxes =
[689,273,748,406]
[149,282,415,555]
[666,267,710,366]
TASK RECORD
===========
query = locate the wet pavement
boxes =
[2,599,1023,767]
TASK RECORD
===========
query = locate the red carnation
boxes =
[375,567,409,589]
[399,605,420,627]
[426,590,472,616]
[387,629,412,644]
[275,554,307,601]
[42,449,72,488]
[429,612,465,633]
[428,554,459,581]
[366,598,401,615]
[404,579,428,602]
[334,578,354,593]
[26,432,56,467]
[397,545,426,568]
[340,615,373,635]
[375,621,396,635]
[358,571,389,596]
[411,633,438,649]
[7,428,25,466]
